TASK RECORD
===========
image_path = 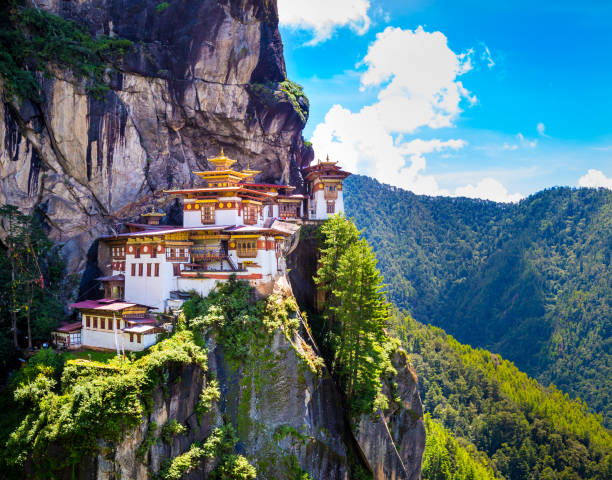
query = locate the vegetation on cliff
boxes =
[0,1,132,101]
[313,215,398,417]
[0,330,208,478]
[0,205,72,372]
[394,314,612,480]
[344,174,612,427]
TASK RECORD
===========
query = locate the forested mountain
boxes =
[394,314,612,480]
[344,175,612,427]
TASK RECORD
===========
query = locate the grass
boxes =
[60,349,119,363]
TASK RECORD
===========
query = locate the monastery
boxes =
[53,151,350,352]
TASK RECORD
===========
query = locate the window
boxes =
[236,239,257,258]
[243,205,258,225]
[116,318,120,329]
[151,246,156,258]
[173,264,181,276]
[268,205,273,217]
[147,263,151,277]
[154,263,159,276]
[135,247,140,258]
[279,203,298,218]
[131,263,136,276]
[93,317,98,329]
[201,204,215,224]
[129,333,134,342]
[86,316,90,328]
[324,184,338,200]
[137,334,142,344]
[138,264,143,276]
[327,201,335,214]
[100,318,105,330]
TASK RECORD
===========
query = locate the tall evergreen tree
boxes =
[332,239,390,412]
[315,215,393,415]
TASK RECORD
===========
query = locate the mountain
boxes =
[0,0,312,275]
[394,314,612,480]
[344,174,612,427]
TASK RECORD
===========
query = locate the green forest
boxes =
[395,314,611,479]
[344,174,612,427]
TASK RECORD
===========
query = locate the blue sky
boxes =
[277,0,612,201]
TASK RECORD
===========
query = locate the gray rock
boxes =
[1,0,312,275]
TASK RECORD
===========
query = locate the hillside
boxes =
[394,314,612,480]
[344,174,612,426]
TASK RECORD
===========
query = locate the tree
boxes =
[332,239,389,411]
[0,205,65,357]
[315,215,393,415]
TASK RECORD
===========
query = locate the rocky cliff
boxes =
[78,279,424,480]
[0,0,312,274]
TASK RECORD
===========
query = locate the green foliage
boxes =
[156,2,170,13]
[161,419,187,444]
[211,454,257,480]
[279,80,309,123]
[394,314,612,480]
[137,421,158,462]
[314,215,396,416]
[181,277,311,367]
[422,414,498,480]
[196,378,220,418]
[0,2,132,101]
[1,330,207,478]
[160,424,255,480]
[248,80,309,124]
[345,175,612,427]
[0,205,71,363]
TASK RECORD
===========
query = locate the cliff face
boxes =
[81,279,424,480]
[0,0,312,274]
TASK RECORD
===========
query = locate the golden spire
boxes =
[220,147,225,157]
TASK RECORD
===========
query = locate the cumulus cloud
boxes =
[455,178,523,203]
[311,26,522,202]
[359,26,476,131]
[278,0,371,45]
[578,169,612,189]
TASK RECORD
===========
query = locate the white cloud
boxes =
[537,122,546,135]
[310,26,521,202]
[578,169,612,189]
[278,0,371,45]
[503,133,537,151]
[455,178,523,203]
[359,26,476,131]
[481,44,495,68]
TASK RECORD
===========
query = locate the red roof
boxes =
[69,299,151,311]
[55,322,82,333]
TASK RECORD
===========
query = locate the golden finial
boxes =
[220,147,225,157]
[326,154,330,162]
[317,157,321,164]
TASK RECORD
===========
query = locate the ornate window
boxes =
[279,203,299,218]
[243,205,258,225]
[201,204,215,224]
[236,239,257,258]
[326,201,335,214]
[324,184,338,200]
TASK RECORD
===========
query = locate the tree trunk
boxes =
[26,286,33,350]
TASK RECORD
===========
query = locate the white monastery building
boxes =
[56,151,350,351]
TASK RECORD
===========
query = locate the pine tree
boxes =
[332,239,389,412]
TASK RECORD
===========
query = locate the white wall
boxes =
[82,327,157,352]
[124,256,176,311]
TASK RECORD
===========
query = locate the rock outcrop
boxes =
[0,0,312,274]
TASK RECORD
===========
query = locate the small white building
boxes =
[68,299,163,352]
[303,158,351,220]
